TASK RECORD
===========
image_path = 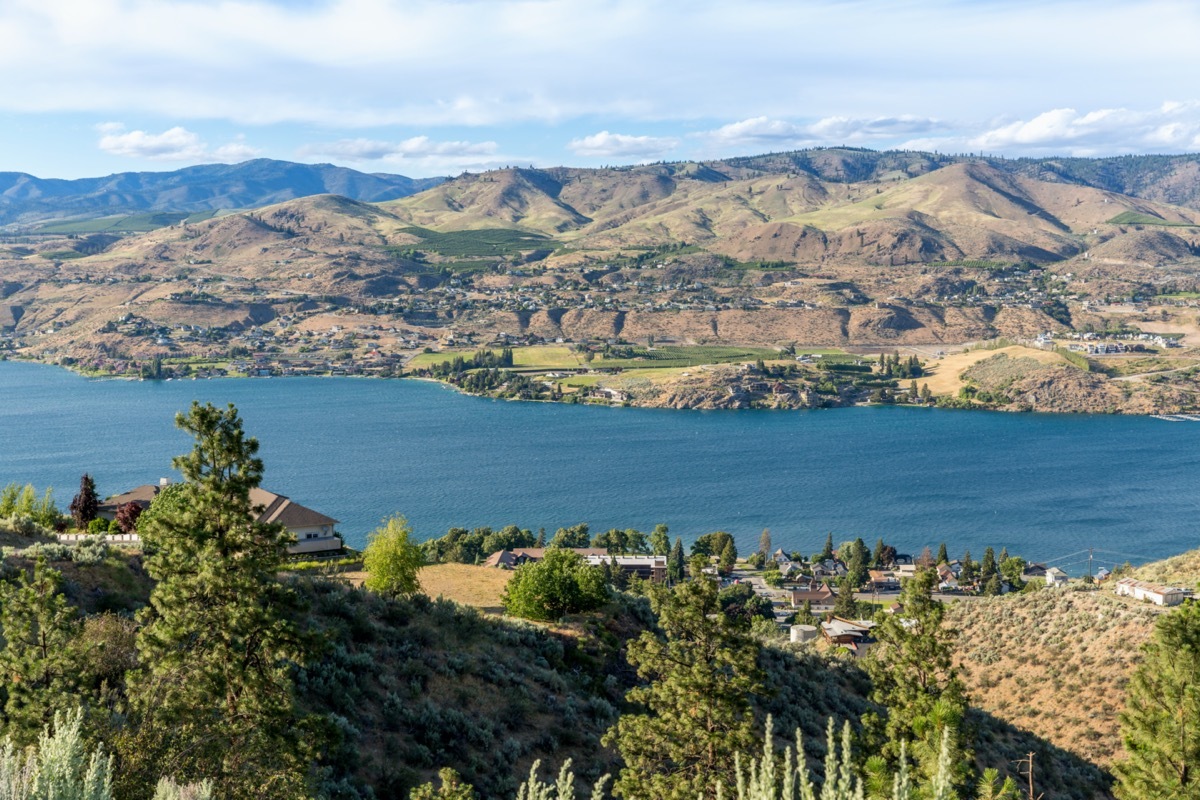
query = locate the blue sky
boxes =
[3,0,1200,178]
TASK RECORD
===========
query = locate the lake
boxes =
[2,360,1198,572]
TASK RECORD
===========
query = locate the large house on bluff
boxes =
[97,478,343,556]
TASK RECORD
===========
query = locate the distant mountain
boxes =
[381,150,1200,266]
[0,159,445,227]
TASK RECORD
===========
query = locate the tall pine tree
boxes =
[121,402,312,799]
[1114,601,1200,799]
[604,578,762,799]
[0,559,88,745]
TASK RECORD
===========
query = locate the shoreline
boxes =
[2,355,1180,417]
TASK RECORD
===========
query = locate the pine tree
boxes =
[936,543,948,565]
[980,547,998,584]
[0,560,88,745]
[718,539,737,575]
[649,524,671,557]
[67,474,99,531]
[820,532,834,562]
[121,402,311,799]
[535,528,547,548]
[862,568,970,790]
[1114,601,1200,799]
[668,538,685,584]
[604,579,762,799]
[959,550,976,585]
[873,538,887,569]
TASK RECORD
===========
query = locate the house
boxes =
[772,548,790,564]
[97,478,172,519]
[584,554,669,583]
[936,564,959,591]
[1022,563,1048,582]
[821,617,877,655]
[791,584,836,613]
[868,570,900,591]
[95,480,343,556]
[1045,567,1070,587]
[1115,578,1192,607]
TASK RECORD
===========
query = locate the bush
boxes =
[502,550,608,622]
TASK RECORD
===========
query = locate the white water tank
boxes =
[790,624,818,643]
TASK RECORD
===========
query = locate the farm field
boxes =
[406,344,812,373]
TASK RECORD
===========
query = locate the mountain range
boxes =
[0,159,444,227]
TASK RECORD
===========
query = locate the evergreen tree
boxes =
[757,528,772,559]
[668,538,685,584]
[718,539,737,576]
[649,524,670,557]
[872,538,887,569]
[846,538,870,589]
[820,532,835,562]
[981,574,1002,596]
[832,578,859,620]
[863,568,970,790]
[0,560,88,745]
[936,543,948,565]
[604,579,762,799]
[68,474,99,531]
[959,550,976,585]
[122,402,311,799]
[1114,601,1200,799]
[979,547,998,584]
[534,527,547,548]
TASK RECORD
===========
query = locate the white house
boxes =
[1115,578,1192,607]
[1045,567,1070,587]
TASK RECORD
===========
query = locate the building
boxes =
[791,584,836,613]
[821,617,877,655]
[94,480,343,556]
[1045,567,1070,588]
[483,548,667,582]
[583,554,668,583]
[1115,578,1192,607]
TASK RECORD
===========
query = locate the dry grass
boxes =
[949,586,1162,769]
[1132,549,1200,587]
[342,563,514,612]
[922,345,1069,396]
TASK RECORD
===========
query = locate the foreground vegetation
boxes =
[2,404,1200,798]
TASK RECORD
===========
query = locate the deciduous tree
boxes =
[363,515,424,599]
[502,548,608,622]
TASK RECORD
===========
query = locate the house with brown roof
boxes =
[791,583,836,613]
[95,480,342,556]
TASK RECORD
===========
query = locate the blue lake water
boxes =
[1,360,1198,572]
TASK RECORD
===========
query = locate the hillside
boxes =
[0,159,443,229]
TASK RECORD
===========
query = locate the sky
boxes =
[3,0,1200,179]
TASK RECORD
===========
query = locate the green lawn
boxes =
[395,227,557,258]
[1108,211,1198,228]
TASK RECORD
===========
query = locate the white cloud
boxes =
[967,102,1200,155]
[700,114,945,150]
[567,131,678,159]
[2,1,1199,132]
[96,124,259,162]
[704,117,816,148]
[300,136,499,161]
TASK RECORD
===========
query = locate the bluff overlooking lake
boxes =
[2,360,1197,569]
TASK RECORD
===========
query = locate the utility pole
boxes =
[1089,547,1094,580]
